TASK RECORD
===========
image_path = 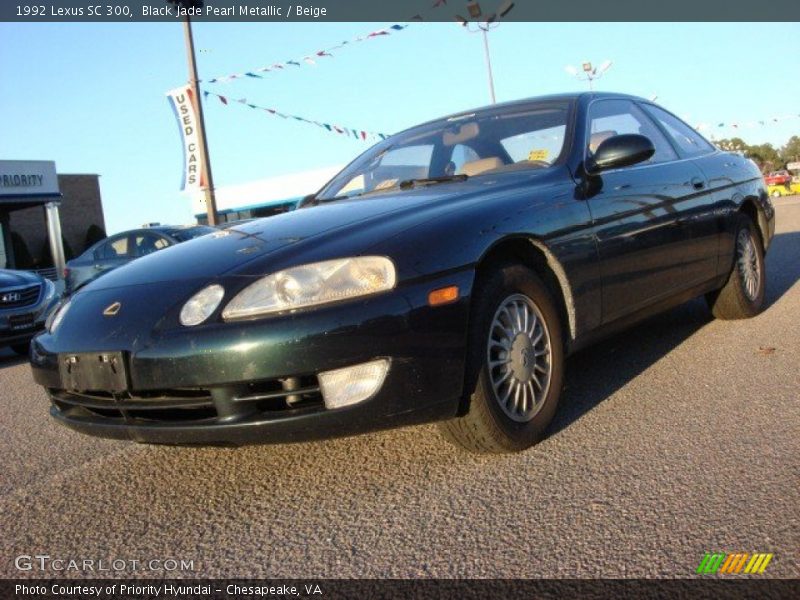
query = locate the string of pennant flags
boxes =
[202,89,389,142]
[202,83,798,144]
[186,0,800,148]
[695,114,800,133]
[203,24,409,84]
[201,0,463,84]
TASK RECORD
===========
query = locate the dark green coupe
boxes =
[30,93,774,452]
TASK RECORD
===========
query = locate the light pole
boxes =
[565,60,613,91]
[168,0,219,226]
[457,1,515,104]
[480,28,497,104]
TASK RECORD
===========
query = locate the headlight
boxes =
[47,299,71,333]
[180,284,225,326]
[222,256,396,321]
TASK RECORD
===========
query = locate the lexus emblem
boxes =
[103,301,122,316]
[1,292,21,303]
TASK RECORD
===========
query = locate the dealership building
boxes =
[193,165,341,225]
[0,160,106,276]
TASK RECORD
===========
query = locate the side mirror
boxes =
[586,134,655,175]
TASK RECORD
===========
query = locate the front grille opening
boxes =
[238,374,323,412]
[0,284,41,309]
[50,387,216,423]
[49,374,324,425]
[128,406,218,422]
[53,400,124,420]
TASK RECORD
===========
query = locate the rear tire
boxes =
[439,264,564,453]
[706,214,766,320]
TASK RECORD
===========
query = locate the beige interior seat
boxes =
[588,130,618,154]
[458,157,504,177]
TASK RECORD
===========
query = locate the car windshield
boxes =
[167,226,216,242]
[317,101,572,202]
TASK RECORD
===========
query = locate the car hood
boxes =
[84,175,545,291]
[0,269,42,289]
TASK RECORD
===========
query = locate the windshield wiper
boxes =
[313,192,364,205]
[315,174,469,204]
[397,174,469,190]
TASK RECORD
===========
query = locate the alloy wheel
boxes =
[487,293,552,422]
[737,229,760,301]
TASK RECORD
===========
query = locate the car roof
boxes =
[395,91,649,136]
[148,225,206,232]
[92,225,206,244]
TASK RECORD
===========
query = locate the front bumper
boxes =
[46,359,457,445]
[31,271,473,445]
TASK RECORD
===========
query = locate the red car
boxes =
[765,170,792,186]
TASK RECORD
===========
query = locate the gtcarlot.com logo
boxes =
[697,552,774,575]
[15,554,196,573]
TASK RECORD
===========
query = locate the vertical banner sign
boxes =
[166,85,204,192]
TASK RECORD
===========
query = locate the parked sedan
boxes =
[30,92,774,452]
[65,225,215,293]
[764,170,792,186]
[1,269,59,355]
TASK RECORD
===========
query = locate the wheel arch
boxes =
[739,196,770,249]
[473,236,577,344]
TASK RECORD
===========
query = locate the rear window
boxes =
[641,104,716,157]
[96,236,128,260]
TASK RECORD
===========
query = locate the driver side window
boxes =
[588,100,677,165]
[133,233,169,258]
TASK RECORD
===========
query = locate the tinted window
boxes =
[587,99,677,164]
[449,144,481,174]
[367,144,434,190]
[96,235,129,260]
[133,233,169,257]
[501,124,566,163]
[642,104,716,157]
[318,102,571,201]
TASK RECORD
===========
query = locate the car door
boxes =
[584,99,707,323]
[639,103,723,286]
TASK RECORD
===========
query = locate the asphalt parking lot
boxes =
[1,198,798,579]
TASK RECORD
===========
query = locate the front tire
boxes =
[439,264,564,453]
[706,214,766,319]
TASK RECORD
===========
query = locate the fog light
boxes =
[318,359,390,409]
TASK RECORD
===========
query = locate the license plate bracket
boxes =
[9,313,35,331]
[59,352,129,392]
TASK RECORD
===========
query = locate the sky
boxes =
[1,21,799,234]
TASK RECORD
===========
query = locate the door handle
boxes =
[691,177,705,190]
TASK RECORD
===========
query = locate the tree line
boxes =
[715,135,800,173]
